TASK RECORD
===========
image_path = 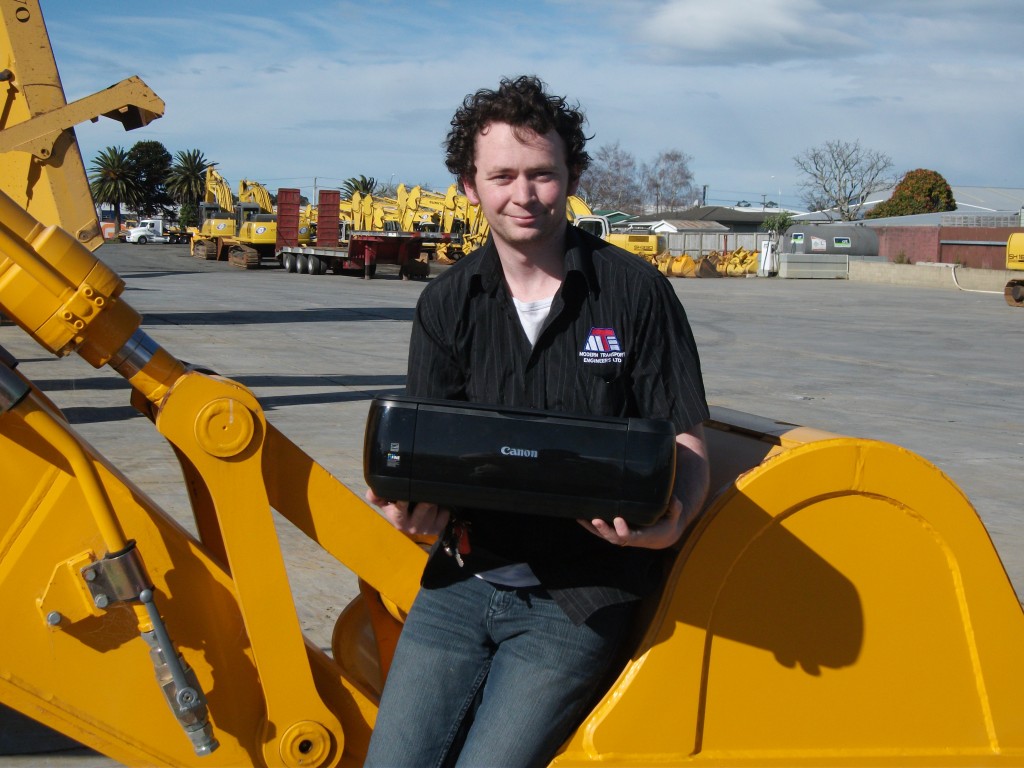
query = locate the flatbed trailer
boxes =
[276,188,454,279]
[277,230,449,278]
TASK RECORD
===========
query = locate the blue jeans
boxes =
[364,576,635,767]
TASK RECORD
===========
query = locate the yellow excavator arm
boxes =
[0,1,163,251]
[238,179,274,214]
[203,167,234,212]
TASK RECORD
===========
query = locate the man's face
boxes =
[462,122,577,253]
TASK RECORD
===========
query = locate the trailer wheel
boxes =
[296,254,310,274]
[282,252,297,273]
[308,255,324,275]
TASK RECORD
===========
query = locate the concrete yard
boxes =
[1,242,1021,764]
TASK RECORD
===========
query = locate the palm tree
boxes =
[88,146,141,234]
[166,148,212,227]
[342,175,379,197]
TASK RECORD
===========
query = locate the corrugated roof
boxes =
[946,186,1024,212]
[634,206,772,224]
[797,185,1024,222]
[663,219,729,231]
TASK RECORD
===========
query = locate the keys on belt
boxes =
[441,519,471,567]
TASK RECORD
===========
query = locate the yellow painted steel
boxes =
[0,192,141,364]
[656,254,720,279]
[2,5,1024,765]
[0,194,426,765]
[192,172,313,264]
[234,179,277,256]
[567,196,668,264]
[4,218,1024,763]
[713,247,759,276]
[0,1,162,251]
[552,411,1024,765]
[0,367,382,766]
[1006,233,1024,272]
[238,179,274,215]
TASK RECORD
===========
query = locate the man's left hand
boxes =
[578,496,695,550]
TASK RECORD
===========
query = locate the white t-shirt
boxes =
[473,294,556,587]
[512,295,554,347]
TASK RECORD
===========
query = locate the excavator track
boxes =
[192,238,217,261]
[228,244,261,269]
[1004,279,1024,307]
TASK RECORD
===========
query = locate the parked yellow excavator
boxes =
[191,172,300,268]
[1,5,1023,766]
[1005,232,1024,306]
[568,195,669,263]
[227,179,280,268]
[188,166,236,260]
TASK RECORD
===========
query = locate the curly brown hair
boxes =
[444,75,590,183]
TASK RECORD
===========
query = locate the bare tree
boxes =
[794,139,894,221]
[578,141,643,212]
[642,150,695,213]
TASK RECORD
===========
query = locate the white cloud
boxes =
[632,0,869,64]
[36,0,1024,207]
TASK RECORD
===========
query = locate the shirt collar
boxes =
[469,224,599,299]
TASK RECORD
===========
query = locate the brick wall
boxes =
[937,227,1024,270]
[877,226,1024,269]
[876,227,938,263]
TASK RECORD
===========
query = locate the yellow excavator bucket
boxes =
[554,410,1024,765]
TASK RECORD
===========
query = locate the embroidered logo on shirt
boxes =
[580,327,625,364]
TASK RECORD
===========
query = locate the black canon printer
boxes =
[363,395,677,526]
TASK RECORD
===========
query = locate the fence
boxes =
[940,214,1021,228]
[664,231,769,258]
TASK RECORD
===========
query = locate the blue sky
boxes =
[43,0,1024,210]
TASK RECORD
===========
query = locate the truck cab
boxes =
[125,219,177,244]
[125,219,169,244]
[575,215,668,262]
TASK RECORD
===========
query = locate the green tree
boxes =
[342,175,379,197]
[762,211,795,246]
[866,169,956,219]
[177,201,199,229]
[127,140,174,217]
[167,149,212,226]
[88,146,141,234]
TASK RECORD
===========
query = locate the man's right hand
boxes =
[365,489,450,537]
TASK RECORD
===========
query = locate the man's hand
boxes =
[365,489,450,537]
[580,423,710,550]
[578,495,696,550]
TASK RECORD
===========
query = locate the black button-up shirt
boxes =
[407,225,709,623]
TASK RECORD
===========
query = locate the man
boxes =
[365,75,710,767]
